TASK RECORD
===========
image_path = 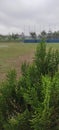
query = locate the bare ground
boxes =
[0,52,34,81]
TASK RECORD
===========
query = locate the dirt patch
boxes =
[0,52,35,81]
[8,52,34,78]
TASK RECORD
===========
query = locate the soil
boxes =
[0,52,34,81]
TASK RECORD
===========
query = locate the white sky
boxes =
[0,0,59,34]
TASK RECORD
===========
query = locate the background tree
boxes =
[30,32,37,39]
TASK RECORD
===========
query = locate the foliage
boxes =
[35,39,59,77]
[30,32,37,39]
[0,40,59,130]
[4,110,31,130]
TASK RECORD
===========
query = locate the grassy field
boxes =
[0,42,59,81]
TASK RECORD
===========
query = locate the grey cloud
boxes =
[0,0,59,34]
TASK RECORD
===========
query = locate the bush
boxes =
[35,39,59,77]
[0,40,59,130]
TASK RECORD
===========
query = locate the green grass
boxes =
[0,42,36,58]
[47,43,59,50]
[0,42,59,81]
[0,42,37,80]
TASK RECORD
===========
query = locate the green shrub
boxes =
[35,39,59,77]
[0,40,59,130]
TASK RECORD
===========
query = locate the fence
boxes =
[24,39,59,43]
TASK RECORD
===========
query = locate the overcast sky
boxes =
[0,0,59,35]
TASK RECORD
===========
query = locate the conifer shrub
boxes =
[0,40,59,130]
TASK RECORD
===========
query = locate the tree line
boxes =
[1,30,59,42]
[30,30,59,39]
